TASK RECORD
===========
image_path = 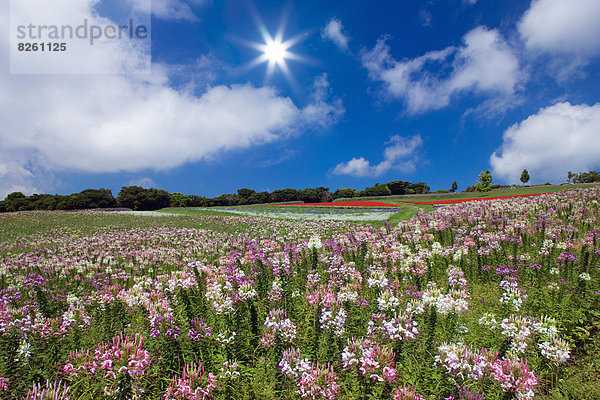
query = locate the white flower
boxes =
[320,307,346,335]
[579,272,591,281]
[533,316,558,338]
[539,338,570,364]
[377,290,400,312]
[216,330,236,344]
[307,236,322,250]
[16,340,31,362]
[367,270,388,288]
[478,313,498,329]
[239,283,257,300]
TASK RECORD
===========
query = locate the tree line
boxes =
[0,180,432,212]
[568,170,600,183]
[4,170,595,212]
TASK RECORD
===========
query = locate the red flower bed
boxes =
[267,201,401,207]
[398,192,558,205]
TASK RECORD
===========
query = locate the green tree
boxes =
[574,170,600,183]
[4,192,25,201]
[146,189,172,210]
[451,180,458,193]
[56,194,78,210]
[72,189,116,209]
[315,187,332,203]
[117,186,170,211]
[520,169,530,185]
[29,194,58,210]
[333,188,357,199]
[408,182,430,194]
[364,184,392,197]
[475,171,492,192]
[117,186,144,210]
[237,188,256,200]
[169,192,187,207]
[185,195,207,207]
[386,180,410,195]
[270,188,298,203]
[3,192,33,212]
[297,188,320,203]
[212,194,240,206]
[247,191,271,204]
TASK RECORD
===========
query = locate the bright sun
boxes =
[263,40,287,64]
[245,23,307,81]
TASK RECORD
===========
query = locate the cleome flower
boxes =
[538,337,570,365]
[164,362,216,400]
[367,312,418,342]
[261,309,297,347]
[342,337,397,383]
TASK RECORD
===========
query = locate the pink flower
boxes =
[164,362,216,400]
[490,357,537,400]
[393,385,426,400]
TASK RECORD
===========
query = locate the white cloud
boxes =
[128,177,157,188]
[332,157,373,177]
[519,0,600,57]
[332,135,423,177]
[300,73,345,130]
[490,102,600,183]
[0,158,41,200]
[321,18,350,52]
[419,10,432,27]
[0,2,342,197]
[362,26,521,114]
[126,0,209,21]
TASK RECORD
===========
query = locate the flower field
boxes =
[1,189,599,399]
[396,193,558,205]
[204,204,403,222]
[268,201,402,207]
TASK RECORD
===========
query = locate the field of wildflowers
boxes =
[192,205,404,222]
[0,188,599,399]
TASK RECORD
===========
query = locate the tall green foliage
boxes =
[117,186,170,211]
[451,181,458,192]
[475,171,492,192]
[520,169,530,185]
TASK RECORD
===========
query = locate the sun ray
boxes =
[237,12,312,85]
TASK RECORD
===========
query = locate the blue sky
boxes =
[1,0,600,198]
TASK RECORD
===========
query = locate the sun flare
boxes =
[244,21,308,82]
[263,40,288,65]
